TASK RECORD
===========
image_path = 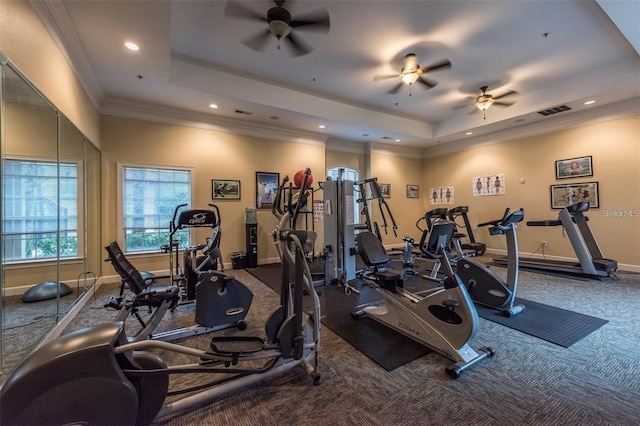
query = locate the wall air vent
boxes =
[537,105,572,116]
[234,109,253,115]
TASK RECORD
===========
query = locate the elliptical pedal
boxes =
[209,336,266,366]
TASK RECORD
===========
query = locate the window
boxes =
[121,165,191,253]
[327,167,360,224]
[2,159,78,261]
[327,167,358,183]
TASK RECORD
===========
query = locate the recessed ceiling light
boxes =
[466,132,473,135]
[584,100,596,105]
[318,125,326,129]
[124,41,139,51]
[209,103,218,109]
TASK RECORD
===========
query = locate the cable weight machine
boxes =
[323,169,357,288]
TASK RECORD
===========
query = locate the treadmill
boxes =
[494,201,617,278]
[448,206,486,255]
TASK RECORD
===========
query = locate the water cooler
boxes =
[245,207,258,268]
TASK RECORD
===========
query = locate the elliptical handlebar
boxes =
[272,169,312,227]
[208,203,221,226]
[272,174,290,220]
[170,203,189,234]
[291,168,312,226]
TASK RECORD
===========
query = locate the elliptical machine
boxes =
[151,203,253,340]
[0,171,322,426]
[166,203,225,303]
[353,219,494,378]
[456,208,525,317]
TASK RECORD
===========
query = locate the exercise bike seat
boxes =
[357,232,405,292]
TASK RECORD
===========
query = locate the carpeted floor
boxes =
[2,258,640,425]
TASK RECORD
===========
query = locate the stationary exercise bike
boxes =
[0,171,322,426]
[456,208,525,317]
[353,219,494,378]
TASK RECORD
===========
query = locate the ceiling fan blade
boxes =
[419,59,452,74]
[224,1,266,22]
[285,31,313,56]
[415,76,437,89]
[387,82,404,95]
[493,101,516,107]
[452,105,469,111]
[373,73,401,82]
[291,9,330,33]
[452,96,476,110]
[242,29,273,52]
[493,90,518,101]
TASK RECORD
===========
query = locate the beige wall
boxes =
[2,2,638,277]
[100,115,325,273]
[325,143,366,175]
[3,102,58,158]
[0,0,100,146]
[369,149,424,245]
[422,115,640,270]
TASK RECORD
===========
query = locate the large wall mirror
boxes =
[0,61,101,377]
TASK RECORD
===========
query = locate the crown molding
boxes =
[100,97,328,146]
[422,97,640,158]
[368,142,423,159]
[29,0,104,108]
[325,139,366,155]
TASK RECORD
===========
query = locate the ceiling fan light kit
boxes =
[374,53,451,96]
[473,86,518,119]
[475,99,494,111]
[225,0,330,57]
[401,72,419,86]
[268,19,291,39]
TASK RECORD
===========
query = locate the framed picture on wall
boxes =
[406,184,419,198]
[212,179,240,199]
[550,181,599,209]
[378,183,391,198]
[256,171,279,209]
[555,155,593,179]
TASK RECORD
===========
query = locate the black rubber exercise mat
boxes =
[247,263,430,371]
[475,297,608,347]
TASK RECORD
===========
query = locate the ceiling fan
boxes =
[224,0,330,57]
[473,86,518,119]
[373,53,452,96]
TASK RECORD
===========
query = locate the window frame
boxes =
[117,162,194,254]
[2,156,83,263]
[327,166,360,224]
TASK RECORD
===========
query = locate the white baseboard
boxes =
[485,248,640,273]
